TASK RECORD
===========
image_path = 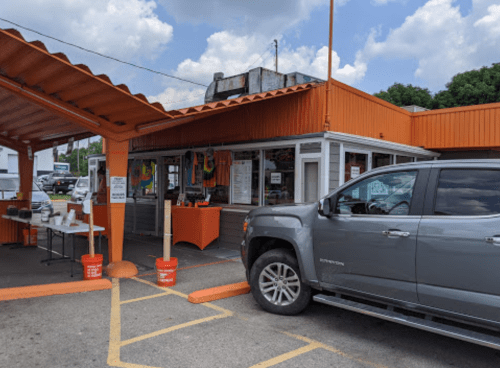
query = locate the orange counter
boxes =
[0,200,30,244]
[67,202,108,238]
[172,206,222,250]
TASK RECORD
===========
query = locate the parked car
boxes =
[42,172,78,194]
[241,159,500,350]
[70,176,89,202]
[0,173,53,213]
[35,174,50,187]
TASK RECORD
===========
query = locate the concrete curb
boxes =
[188,281,250,303]
[0,279,112,301]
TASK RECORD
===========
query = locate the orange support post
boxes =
[105,139,129,263]
[18,151,33,205]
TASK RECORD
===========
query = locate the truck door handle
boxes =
[383,230,410,238]
[485,236,500,244]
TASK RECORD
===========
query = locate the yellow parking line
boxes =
[249,343,321,368]
[283,332,389,368]
[120,292,170,305]
[120,312,231,347]
[107,278,162,368]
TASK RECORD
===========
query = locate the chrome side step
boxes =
[313,294,500,350]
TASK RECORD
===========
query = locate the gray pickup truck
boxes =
[41,171,78,194]
[241,159,500,350]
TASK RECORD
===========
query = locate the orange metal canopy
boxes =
[0,28,315,154]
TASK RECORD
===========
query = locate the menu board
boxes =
[232,160,252,204]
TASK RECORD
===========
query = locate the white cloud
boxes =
[0,0,173,61]
[150,31,367,109]
[474,4,500,37]
[359,0,500,91]
[148,86,206,110]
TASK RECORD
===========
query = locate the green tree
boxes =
[433,64,500,108]
[374,83,434,109]
[59,137,103,177]
[375,63,500,110]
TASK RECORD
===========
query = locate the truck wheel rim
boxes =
[259,262,301,306]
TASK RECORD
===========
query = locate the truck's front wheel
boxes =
[250,249,311,315]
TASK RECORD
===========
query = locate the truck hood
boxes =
[247,202,318,225]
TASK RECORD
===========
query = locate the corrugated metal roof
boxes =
[0,27,315,152]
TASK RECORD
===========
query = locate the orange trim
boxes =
[188,281,251,304]
[0,279,112,301]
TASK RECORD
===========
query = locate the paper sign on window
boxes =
[270,172,281,184]
[351,166,360,178]
[110,176,127,203]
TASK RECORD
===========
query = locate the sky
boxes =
[0,0,499,113]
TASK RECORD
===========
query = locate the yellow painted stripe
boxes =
[107,278,122,367]
[283,332,389,368]
[107,278,162,368]
[120,292,170,305]
[249,343,320,368]
[120,312,231,347]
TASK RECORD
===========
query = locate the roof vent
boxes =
[204,67,323,103]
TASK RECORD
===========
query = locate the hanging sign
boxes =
[232,160,252,204]
[110,176,127,203]
[350,166,360,179]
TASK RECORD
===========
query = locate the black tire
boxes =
[250,249,311,315]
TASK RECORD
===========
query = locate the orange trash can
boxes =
[23,228,37,246]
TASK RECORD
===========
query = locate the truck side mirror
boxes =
[318,197,335,217]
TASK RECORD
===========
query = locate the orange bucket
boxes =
[156,257,178,287]
[81,254,103,280]
[23,228,37,246]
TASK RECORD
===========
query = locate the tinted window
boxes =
[336,171,417,216]
[434,169,500,216]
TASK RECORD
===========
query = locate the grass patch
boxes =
[49,194,71,201]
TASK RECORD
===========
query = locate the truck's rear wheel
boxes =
[250,249,311,315]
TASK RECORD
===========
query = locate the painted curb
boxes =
[188,281,250,304]
[0,279,112,301]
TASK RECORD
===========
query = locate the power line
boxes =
[0,17,208,88]
[243,44,274,72]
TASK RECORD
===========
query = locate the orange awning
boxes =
[0,28,316,153]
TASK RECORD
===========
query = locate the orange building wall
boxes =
[131,79,500,154]
[412,102,500,150]
[328,79,413,145]
[131,85,326,152]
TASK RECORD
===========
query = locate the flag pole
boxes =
[325,0,334,130]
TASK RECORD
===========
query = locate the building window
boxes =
[127,159,157,198]
[233,151,260,206]
[396,155,414,164]
[344,152,367,183]
[264,148,295,205]
[372,153,392,168]
[164,156,180,202]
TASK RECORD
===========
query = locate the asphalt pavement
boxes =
[1,201,500,367]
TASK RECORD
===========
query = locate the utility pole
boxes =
[76,140,80,174]
[274,39,278,73]
[325,0,334,131]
